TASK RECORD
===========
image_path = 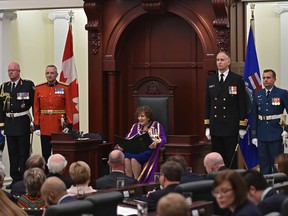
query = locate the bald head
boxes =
[157,193,188,216]
[108,150,125,171]
[203,152,225,173]
[41,176,67,206]
[47,154,67,174]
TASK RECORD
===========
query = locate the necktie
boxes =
[219,74,224,85]
[266,90,270,98]
[11,82,15,92]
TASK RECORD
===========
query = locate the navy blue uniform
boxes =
[0,79,35,183]
[252,86,288,174]
[205,71,248,168]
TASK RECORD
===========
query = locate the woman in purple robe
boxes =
[124,106,167,183]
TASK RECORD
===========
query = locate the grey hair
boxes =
[47,154,67,173]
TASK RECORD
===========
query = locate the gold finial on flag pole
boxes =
[68,10,74,24]
[250,2,255,20]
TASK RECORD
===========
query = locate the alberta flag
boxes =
[60,24,80,130]
[240,25,262,169]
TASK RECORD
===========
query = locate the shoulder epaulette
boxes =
[58,81,69,86]
[36,82,47,87]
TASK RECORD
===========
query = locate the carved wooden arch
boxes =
[132,76,176,135]
[104,4,218,62]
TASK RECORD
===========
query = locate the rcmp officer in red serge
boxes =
[33,65,73,163]
[204,51,248,169]
[252,69,288,174]
[0,62,35,189]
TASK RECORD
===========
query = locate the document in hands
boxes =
[115,133,152,154]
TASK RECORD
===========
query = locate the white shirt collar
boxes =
[260,187,272,202]
[218,70,229,81]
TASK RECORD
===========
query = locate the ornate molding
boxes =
[212,0,234,51]
[83,0,101,55]
[48,10,70,21]
[140,0,166,12]
[0,11,17,21]
[275,4,288,14]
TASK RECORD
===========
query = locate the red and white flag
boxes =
[60,24,79,130]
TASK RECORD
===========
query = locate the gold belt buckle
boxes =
[48,110,52,114]
[10,113,14,118]
[262,116,267,120]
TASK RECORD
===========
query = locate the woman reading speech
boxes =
[121,105,167,183]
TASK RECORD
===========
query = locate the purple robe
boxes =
[125,121,167,183]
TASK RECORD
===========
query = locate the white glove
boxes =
[282,131,288,144]
[252,138,258,147]
[35,130,41,136]
[239,129,247,139]
[63,128,69,133]
[1,130,4,136]
[205,128,211,140]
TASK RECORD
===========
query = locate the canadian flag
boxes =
[60,24,79,130]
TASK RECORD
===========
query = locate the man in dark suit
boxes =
[47,154,74,189]
[167,155,203,183]
[41,176,76,206]
[251,69,288,174]
[10,154,46,196]
[0,62,35,189]
[243,169,287,215]
[145,161,183,212]
[95,150,138,189]
[204,51,248,169]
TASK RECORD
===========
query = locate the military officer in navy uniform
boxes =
[204,51,248,169]
[0,62,35,189]
[251,69,288,174]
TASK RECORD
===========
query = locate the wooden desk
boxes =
[51,133,112,182]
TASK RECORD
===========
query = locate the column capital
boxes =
[275,4,288,14]
[48,10,73,21]
[0,11,17,21]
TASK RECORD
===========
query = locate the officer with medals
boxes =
[0,62,35,189]
[204,51,248,169]
[251,69,288,174]
[33,65,73,163]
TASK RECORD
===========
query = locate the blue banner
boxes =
[240,25,262,169]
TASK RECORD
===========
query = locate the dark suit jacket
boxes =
[3,189,17,203]
[0,79,35,135]
[58,195,76,204]
[94,171,138,189]
[252,86,288,141]
[229,200,262,216]
[47,173,74,189]
[180,171,203,184]
[205,71,247,136]
[258,188,287,215]
[146,183,178,212]
[10,180,26,196]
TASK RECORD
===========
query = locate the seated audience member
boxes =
[203,152,228,174]
[167,154,203,183]
[157,193,188,216]
[0,166,17,203]
[145,161,183,212]
[47,154,74,189]
[11,154,46,196]
[41,176,76,207]
[67,161,96,195]
[275,153,288,175]
[212,170,261,216]
[0,190,28,216]
[17,167,46,209]
[95,150,138,189]
[243,169,287,215]
[123,105,167,182]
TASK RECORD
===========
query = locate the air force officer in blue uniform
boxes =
[252,69,288,174]
[205,51,248,169]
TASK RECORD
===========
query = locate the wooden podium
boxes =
[51,133,112,183]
